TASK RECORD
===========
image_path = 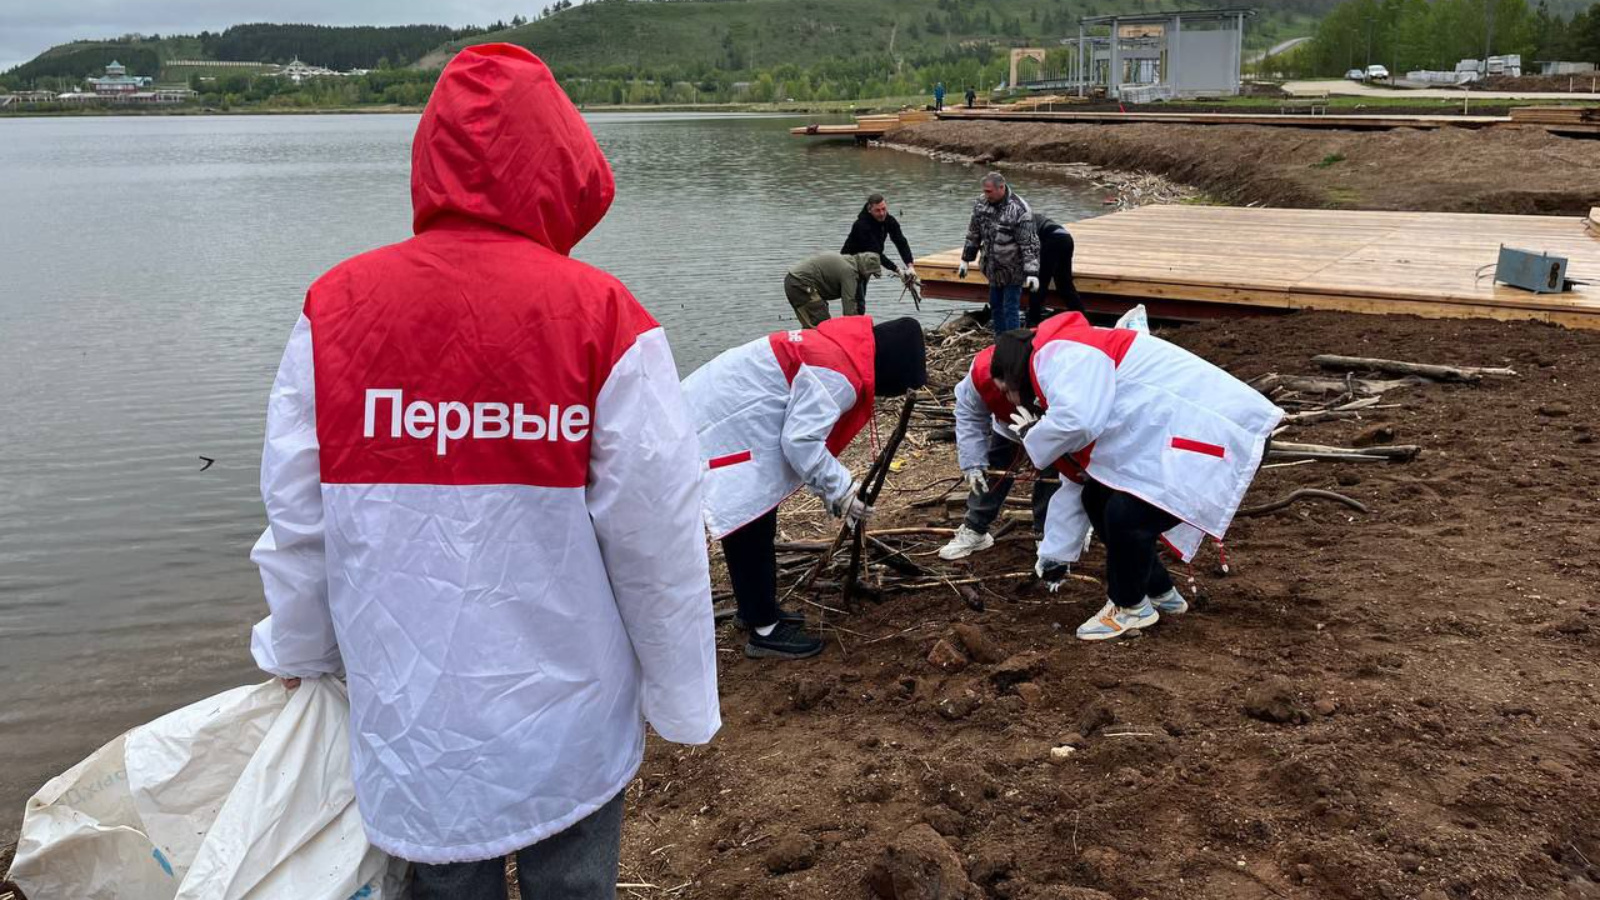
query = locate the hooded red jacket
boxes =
[249,44,720,864]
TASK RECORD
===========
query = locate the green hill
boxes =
[421,0,1327,76]
[2,24,483,90]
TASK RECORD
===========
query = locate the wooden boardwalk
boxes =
[933,106,1600,135]
[915,206,1600,329]
[790,109,934,140]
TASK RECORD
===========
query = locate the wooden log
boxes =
[1312,354,1517,383]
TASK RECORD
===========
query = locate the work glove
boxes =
[957,260,969,279]
[1035,557,1072,593]
[1007,407,1039,440]
[829,481,875,527]
[905,264,918,279]
[964,467,989,495]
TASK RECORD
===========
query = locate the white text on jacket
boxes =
[363,389,592,455]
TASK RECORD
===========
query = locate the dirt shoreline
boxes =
[887,119,1600,215]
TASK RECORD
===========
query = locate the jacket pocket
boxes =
[708,450,753,470]
[1171,437,1226,458]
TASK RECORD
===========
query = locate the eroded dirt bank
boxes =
[888,119,1600,214]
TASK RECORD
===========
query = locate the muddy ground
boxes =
[614,311,1600,900]
[888,120,1600,215]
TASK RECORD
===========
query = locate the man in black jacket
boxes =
[1027,212,1086,325]
[841,194,916,314]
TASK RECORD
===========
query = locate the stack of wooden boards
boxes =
[914,205,1600,330]
[1509,105,1600,134]
[1005,94,1087,112]
[789,108,934,139]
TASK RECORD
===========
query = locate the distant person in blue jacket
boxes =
[934,81,946,111]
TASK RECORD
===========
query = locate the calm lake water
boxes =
[0,111,1101,837]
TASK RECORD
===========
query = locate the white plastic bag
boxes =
[8,679,408,900]
[1114,303,1150,334]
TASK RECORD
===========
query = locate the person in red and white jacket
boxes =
[938,343,1062,561]
[684,317,927,660]
[989,313,1283,641]
[249,44,720,895]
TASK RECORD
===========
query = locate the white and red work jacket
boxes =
[1021,313,1283,563]
[249,44,720,865]
[684,317,876,539]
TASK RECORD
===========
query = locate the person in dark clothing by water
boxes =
[965,86,978,108]
[934,82,947,110]
[1027,213,1086,326]
[841,193,916,315]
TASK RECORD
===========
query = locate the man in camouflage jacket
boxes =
[959,172,1040,334]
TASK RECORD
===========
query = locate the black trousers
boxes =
[721,508,780,628]
[1080,479,1180,609]
[1027,228,1085,326]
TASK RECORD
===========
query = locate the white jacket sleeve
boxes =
[588,327,721,746]
[954,375,998,473]
[780,364,857,507]
[249,313,342,679]
[1038,478,1093,563]
[1023,342,1117,470]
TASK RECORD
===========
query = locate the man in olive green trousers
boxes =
[783,251,883,327]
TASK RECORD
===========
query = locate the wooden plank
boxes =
[915,206,1600,329]
[934,107,1511,130]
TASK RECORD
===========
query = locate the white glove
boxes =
[905,264,918,279]
[964,467,989,495]
[830,481,875,527]
[1008,407,1039,440]
[1035,557,1071,593]
[957,260,969,279]
[1024,276,1040,292]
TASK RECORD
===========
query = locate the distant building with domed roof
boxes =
[87,61,153,95]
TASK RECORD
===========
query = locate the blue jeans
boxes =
[411,789,626,900]
[989,283,1022,334]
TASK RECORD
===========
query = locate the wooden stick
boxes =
[1313,354,1517,383]
[1271,440,1420,461]
[1267,450,1387,464]
[1255,373,1422,396]
[843,397,918,602]
[883,570,1101,592]
[1237,488,1369,517]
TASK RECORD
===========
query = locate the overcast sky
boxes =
[0,1,549,72]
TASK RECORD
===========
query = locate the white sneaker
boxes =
[1148,587,1188,615]
[1076,599,1159,641]
[939,525,994,560]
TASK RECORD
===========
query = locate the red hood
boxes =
[411,43,614,254]
[812,317,877,456]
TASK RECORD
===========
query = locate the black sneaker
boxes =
[744,620,824,660]
[734,608,807,630]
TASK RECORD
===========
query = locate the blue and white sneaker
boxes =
[1148,587,1188,615]
[1076,599,1160,641]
